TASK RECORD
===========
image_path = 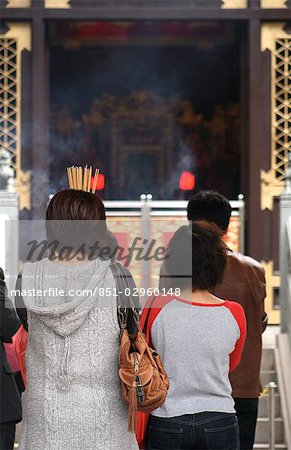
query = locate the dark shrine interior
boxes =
[49,21,242,200]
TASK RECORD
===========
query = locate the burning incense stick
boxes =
[83,165,88,191]
[67,167,73,189]
[67,166,101,193]
[77,167,80,190]
[72,166,77,189]
[92,168,99,194]
[87,166,92,192]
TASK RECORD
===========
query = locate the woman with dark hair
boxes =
[16,189,138,450]
[141,221,246,450]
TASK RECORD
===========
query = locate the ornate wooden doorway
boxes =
[82,90,176,199]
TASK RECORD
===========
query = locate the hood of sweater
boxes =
[21,257,112,337]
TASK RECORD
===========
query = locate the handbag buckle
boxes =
[136,375,146,404]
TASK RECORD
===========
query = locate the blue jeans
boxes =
[145,412,240,450]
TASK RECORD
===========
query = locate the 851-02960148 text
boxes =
[97,287,181,297]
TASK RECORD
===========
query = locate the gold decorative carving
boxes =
[261,22,290,52]
[0,23,31,210]
[14,170,31,210]
[1,23,31,52]
[260,23,291,210]
[221,0,247,8]
[260,170,285,210]
[261,261,280,325]
[44,0,70,8]
[261,0,287,8]
[6,0,31,7]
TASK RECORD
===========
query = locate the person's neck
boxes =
[179,289,225,304]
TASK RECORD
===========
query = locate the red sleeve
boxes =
[140,295,174,348]
[225,301,247,372]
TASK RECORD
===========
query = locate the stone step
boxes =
[258,393,281,418]
[255,417,285,444]
[254,445,287,449]
[261,348,275,371]
[260,370,278,387]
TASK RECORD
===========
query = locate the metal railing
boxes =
[279,153,291,350]
[104,193,245,251]
[267,381,278,450]
[277,153,291,449]
[104,193,245,299]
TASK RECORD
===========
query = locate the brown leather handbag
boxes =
[111,263,169,432]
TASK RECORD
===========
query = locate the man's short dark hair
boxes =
[164,221,227,292]
[187,190,232,233]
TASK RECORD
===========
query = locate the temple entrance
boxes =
[49,21,242,200]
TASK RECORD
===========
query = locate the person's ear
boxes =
[222,228,228,243]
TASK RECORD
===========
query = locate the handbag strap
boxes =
[110,262,140,335]
[141,295,157,342]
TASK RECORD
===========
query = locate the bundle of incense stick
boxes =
[67,166,100,193]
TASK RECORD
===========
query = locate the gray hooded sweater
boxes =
[18,258,138,450]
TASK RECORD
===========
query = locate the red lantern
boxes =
[179,171,195,191]
[90,173,105,191]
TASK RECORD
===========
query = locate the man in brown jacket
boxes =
[186,191,267,450]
